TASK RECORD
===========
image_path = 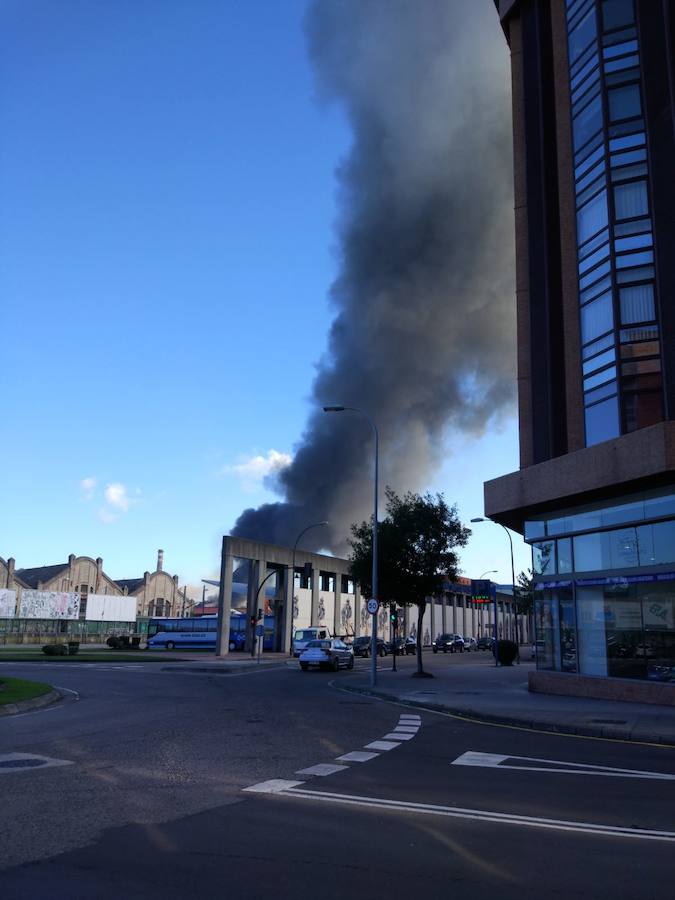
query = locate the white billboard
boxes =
[19,591,80,620]
[85,594,136,622]
[0,589,17,618]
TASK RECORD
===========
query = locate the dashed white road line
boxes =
[336,751,380,763]
[244,712,424,794]
[296,763,349,777]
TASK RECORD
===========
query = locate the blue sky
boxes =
[1,0,530,595]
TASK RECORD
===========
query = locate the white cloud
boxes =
[104,482,132,511]
[222,449,292,491]
[97,506,117,524]
[80,477,97,501]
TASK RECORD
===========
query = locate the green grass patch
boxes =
[0,676,53,705]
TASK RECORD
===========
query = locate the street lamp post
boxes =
[324,405,379,688]
[478,569,497,642]
[471,517,518,665]
[288,521,329,655]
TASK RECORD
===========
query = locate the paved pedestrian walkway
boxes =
[346,655,675,746]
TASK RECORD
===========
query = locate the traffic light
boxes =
[257,608,263,621]
[390,608,397,623]
[302,562,312,580]
[249,615,256,628]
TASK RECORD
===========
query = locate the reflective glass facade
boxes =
[565,0,663,447]
[526,486,675,681]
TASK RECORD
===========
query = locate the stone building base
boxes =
[529,670,675,707]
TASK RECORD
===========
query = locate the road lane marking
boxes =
[393,725,419,733]
[365,740,401,751]
[277,787,675,842]
[451,751,675,780]
[0,753,73,776]
[399,715,421,722]
[383,732,416,741]
[243,779,305,794]
[296,763,349,777]
[336,751,379,762]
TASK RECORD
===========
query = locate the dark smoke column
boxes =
[233,0,515,554]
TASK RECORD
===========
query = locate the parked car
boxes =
[299,639,354,671]
[352,636,388,657]
[476,636,495,651]
[432,633,465,653]
[388,637,416,655]
[292,627,332,657]
[464,637,478,652]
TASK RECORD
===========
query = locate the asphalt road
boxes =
[1,656,674,898]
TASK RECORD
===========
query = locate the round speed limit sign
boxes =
[366,598,379,615]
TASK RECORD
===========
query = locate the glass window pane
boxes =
[579,259,611,290]
[584,380,617,405]
[602,0,635,31]
[603,39,638,59]
[576,586,608,676]
[524,521,546,540]
[533,541,556,576]
[557,538,573,574]
[569,9,598,63]
[573,94,603,151]
[614,232,652,251]
[577,189,608,243]
[623,390,663,432]
[604,54,639,74]
[585,394,619,445]
[582,331,615,359]
[616,264,654,284]
[584,364,616,391]
[637,521,675,566]
[580,290,613,343]
[609,132,645,151]
[582,347,616,375]
[643,493,675,520]
[619,284,656,325]
[608,84,641,121]
[614,180,648,219]
[616,250,653,268]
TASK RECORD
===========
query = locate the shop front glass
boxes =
[538,579,675,682]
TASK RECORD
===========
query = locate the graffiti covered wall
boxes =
[19,591,80,620]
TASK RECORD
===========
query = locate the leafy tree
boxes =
[349,488,470,676]
[515,568,534,616]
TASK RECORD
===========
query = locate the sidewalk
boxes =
[345,655,675,746]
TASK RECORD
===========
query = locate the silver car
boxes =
[299,639,354,672]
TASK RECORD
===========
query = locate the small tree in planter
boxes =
[349,488,470,678]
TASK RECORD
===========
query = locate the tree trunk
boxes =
[416,600,425,675]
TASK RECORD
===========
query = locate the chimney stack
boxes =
[157,549,164,572]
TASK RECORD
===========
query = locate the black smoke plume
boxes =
[233,0,514,554]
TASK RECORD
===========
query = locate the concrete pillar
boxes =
[451,594,457,633]
[216,538,233,657]
[471,602,476,639]
[430,598,435,640]
[283,563,294,653]
[333,572,340,637]
[310,564,319,626]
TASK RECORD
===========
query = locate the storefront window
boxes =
[577,586,609,675]
[559,590,577,672]
[533,541,556,575]
[534,593,559,670]
[557,538,573,573]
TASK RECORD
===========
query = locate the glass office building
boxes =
[488,0,675,693]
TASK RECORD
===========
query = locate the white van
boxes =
[292,627,331,657]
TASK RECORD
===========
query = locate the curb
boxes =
[339,683,675,748]
[0,688,61,717]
